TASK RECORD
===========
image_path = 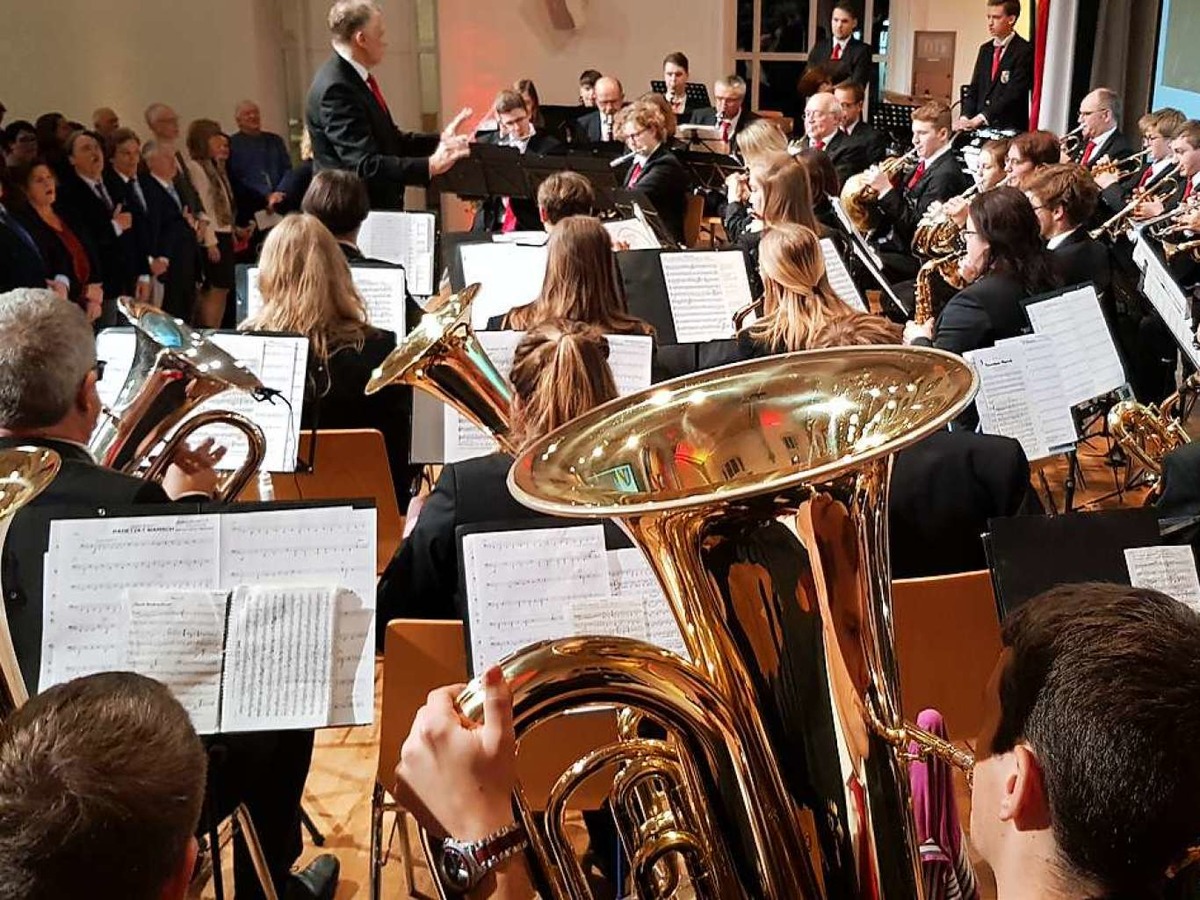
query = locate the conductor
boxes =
[956,1,1034,133]
[307,0,472,211]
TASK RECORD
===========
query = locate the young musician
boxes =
[835,80,888,169]
[375,321,619,624]
[534,171,596,229]
[1095,107,1184,214]
[721,119,788,238]
[976,138,1010,191]
[472,89,562,234]
[1003,130,1060,190]
[957,1,1034,133]
[1072,87,1137,171]
[689,75,760,154]
[578,69,602,108]
[1024,163,1110,294]
[1134,118,1200,223]
[616,99,689,244]
[806,4,872,90]
[661,52,702,119]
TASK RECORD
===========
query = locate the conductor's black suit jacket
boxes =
[306,53,440,210]
[962,34,1034,131]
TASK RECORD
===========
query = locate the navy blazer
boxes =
[0,205,48,291]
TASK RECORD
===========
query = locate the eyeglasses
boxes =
[93,359,106,381]
[962,229,980,237]
[1078,108,1104,118]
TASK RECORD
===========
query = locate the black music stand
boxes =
[470,144,532,199]
[872,101,916,149]
[650,81,711,108]
[540,103,586,144]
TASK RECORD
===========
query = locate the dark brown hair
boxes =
[0,672,206,899]
[968,186,1058,293]
[536,171,595,223]
[302,168,370,237]
[834,80,865,104]
[1024,163,1099,229]
[991,0,1020,16]
[662,51,689,71]
[1010,130,1061,166]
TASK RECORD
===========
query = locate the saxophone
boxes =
[914,252,967,324]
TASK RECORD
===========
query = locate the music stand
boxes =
[540,103,585,144]
[470,144,532,199]
[650,81,712,108]
[872,101,916,149]
[829,197,908,316]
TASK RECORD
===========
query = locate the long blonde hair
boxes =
[749,223,857,352]
[504,216,652,336]
[242,213,369,362]
[508,319,618,451]
[736,118,788,166]
[755,152,821,231]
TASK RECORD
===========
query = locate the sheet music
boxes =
[570,598,649,640]
[608,547,688,657]
[995,334,1078,450]
[660,252,753,343]
[220,584,337,732]
[1125,545,1200,611]
[492,231,549,245]
[820,238,867,313]
[356,211,436,296]
[462,525,610,672]
[94,329,308,473]
[1024,286,1126,406]
[244,265,409,333]
[1133,234,1200,370]
[604,218,660,251]
[126,588,228,734]
[459,243,550,328]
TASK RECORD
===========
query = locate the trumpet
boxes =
[1060,124,1087,157]
[1164,234,1200,264]
[1091,148,1153,180]
[839,147,920,234]
[1089,166,1180,240]
[1146,195,1200,240]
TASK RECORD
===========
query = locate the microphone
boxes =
[610,150,637,169]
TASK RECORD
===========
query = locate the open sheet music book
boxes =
[1022,284,1126,406]
[604,218,661,250]
[458,242,550,328]
[440,330,654,463]
[820,238,867,313]
[659,251,754,343]
[461,525,687,673]
[1131,234,1200,369]
[38,506,377,734]
[356,211,437,296]
[244,265,409,335]
[965,334,1078,461]
[95,329,308,473]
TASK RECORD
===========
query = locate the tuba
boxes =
[423,347,979,898]
[366,283,515,452]
[839,147,920,234]
[1108,374,1198,481]
[88,298,267,502]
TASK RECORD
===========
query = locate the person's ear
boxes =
[1001,743,1052,831]
[76,369,99,414]
[160,836,198,900]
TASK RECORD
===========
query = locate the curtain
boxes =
[1030,0,1052,128]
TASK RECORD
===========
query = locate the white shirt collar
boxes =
[842,120,859,135]
[1089,127,1117,152]
[634,143,661,166]
[152,174,175,192]
[1150,156,1173,176]
[502,125,537,153]
[993,31,1016,49]
[80,174,103,189]
[334,43,370,82]
[922,143,952,168]
[1191,172,1200,189]
[834,36,850,50]
[1047,227,1079,250]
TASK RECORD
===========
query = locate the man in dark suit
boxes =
[472,89,563,234]
[805,4,873,91]
[143,102,204,216]
[835,80,889,168]
[1024,163,1110,295]
[957,1,1034,133]
[306,0,471,211]
[0,180,49,292]
[573,75,626,146]
[689,74,760,156]
[1072,88,1137,171]
[796,91,867,184]
[103,127,154,303]
[620,100,690,245]
[0,288,339,900]
[138,140,200,319]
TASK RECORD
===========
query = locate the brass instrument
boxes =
[731,297,762,331]
[1109,374,1199,479]
[911,173,1015,259]
[1147,196,1200,240]
[1090,148,1153,180]
[0,446,61,711]
[88,298,267,502]
[839,147,920,234]
[1089,165,1181,240]
[422,347,980,898]
[1164,233,1200,264]
[1060,123,1087,157]
[365,283,515,453]
[914,251,968,324]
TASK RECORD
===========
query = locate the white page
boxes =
[820,238,867,313]
[410,389,447,464]
[604,218,660,251]
[220,584,336,732]
[1125,546,1200,612]
[357,211,436,295]
[570,598,649,640]
[1135,237,1200,369]
[125,588,228,734]
[491,231,549,246]
[94,330,308,473]
[966,343,1049,461]
[244,265,409,332]
[443,330,523,463]
[661,252,753,343]
[995,334,1078,453]
[459,243,550,328]
[1025,286,1126,406]
[608,547,688,657]
[463,525,610,672]
[39,515,222,691]
[607,334,655,394]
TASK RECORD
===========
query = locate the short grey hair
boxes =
[1094,87,1123,125]
[328,0,380,42]
[0,289,96,429]
[141,139,172,162]
[715,75,748,97]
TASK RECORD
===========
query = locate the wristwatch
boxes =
[439,821,530,893]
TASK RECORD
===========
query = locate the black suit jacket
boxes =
[12,207,100,305]
[138,174,199,317]
[55,171,130,299]
[306,54,440,211]
[962,34,1034,131]
[572,108,628,148]
[877,150,972,250]
[1074,129,1137,170]
[1051,228,1111,296]
[806,37,873,89]
[890,430,1041,578]
[0,207,48,291]
[470,131,563,233]
[688,107,762,156]
[376,452,544,628]
[798,129,868,185]
[0,437,172,689]
[840,121,889,169]
[625,144,690,244]
[923,272,1031,356]
[104,168,152,292]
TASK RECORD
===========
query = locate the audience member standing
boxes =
[2,121,38,169]
[104,128,154,303]
[144,102,205,214]
[228,99,293,222]
[185,120,239,327]
[139,140,200,319]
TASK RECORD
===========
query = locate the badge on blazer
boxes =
[1001,70,1010,84]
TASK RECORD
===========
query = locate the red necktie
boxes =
[832,42,843,61]
[501,198,517,232]
[1186,181,1195,202]
[814,139,826,151]
[628,162,644,185]
[1137,166,1154,189]
[1082,140,1097,166]
[720,120,731,142]
[991,43,1004,81]
[907,160,926,190]
[366,73,389,115]
[849,775,881,900]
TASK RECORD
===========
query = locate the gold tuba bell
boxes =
[88,298,267,502]
[423,347,980,899]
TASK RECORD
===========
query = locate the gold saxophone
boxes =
[412,346,980,898]
[914,252,967,324]
[1108,374,1199,481]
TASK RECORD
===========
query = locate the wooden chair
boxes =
[243,429,404,575]
[891,570,1003,744]
[374,619,619,898]
[683,193,706,248]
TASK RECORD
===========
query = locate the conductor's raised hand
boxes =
[429,134,471,177]
[441,107,474,142]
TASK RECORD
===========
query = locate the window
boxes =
[731,0,890,118]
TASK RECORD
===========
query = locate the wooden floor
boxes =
[196,429,1154,899]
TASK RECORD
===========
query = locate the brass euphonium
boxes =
[1108,374,1199,480]
[839,147,920,234]
[88,298,267,502]
[424,347,979,899]
[365,283,515,452]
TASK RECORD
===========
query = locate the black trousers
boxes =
[202,729,316,898]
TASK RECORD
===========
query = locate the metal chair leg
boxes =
[398,807,416,897]
[234,803,280,900]
[301,805,326,846]
[370,782,385,900]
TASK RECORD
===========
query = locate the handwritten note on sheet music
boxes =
[820,238,867,313]
[126,589,227,734]
[1125,546,1200,611]
[1024,286,1126,406]
[221,585,336,732]
[459,243,550,328]
[356,211,437,296]
[462,525,610,672]
[660,251,753,343]
[604,218,660,251]
[607,547,688,657]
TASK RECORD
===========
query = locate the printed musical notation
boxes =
[1125,545,1200,611]
[660,252,753,343]
[459,243,550,328]
[1024,286,1126,407]
[356,211,436,296]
